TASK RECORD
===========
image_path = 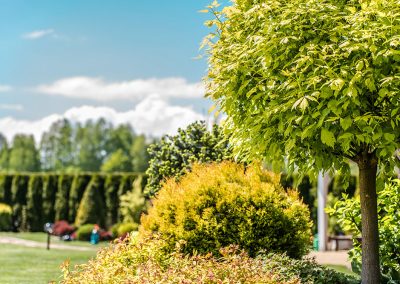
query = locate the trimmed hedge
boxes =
[75,176,106,227]
[76,224,95,241]
[0,172,144,231]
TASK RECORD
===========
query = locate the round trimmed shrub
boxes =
[117,223,138,237]
[111,223,121,237]
[0,203,12,231]
[76,224,95,241]
[140,162,312,258]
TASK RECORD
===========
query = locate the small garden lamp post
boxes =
[44,223,54,250]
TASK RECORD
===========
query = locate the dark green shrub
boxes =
[26,175,43,231]
[11,174,29,230]
[110,223,121,237]
[75,175,106,227]
[117,223,138,237]
[55,175,73,221]
[104,174,121,227]
[68,174,91,223]
[0,203,12,231]
[145,121,231,197]
[42,174,57,224]
[0,174,12,205]
[140,162,312,258]
[76,224,95,241]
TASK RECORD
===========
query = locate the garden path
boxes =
[309,250,351,269]
[0,236,94,251]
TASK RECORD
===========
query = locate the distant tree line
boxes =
[0,118,151,173]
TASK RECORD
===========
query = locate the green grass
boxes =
[325,264,359,277]
[0,243,97,284]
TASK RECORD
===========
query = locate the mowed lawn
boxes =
[0,233,107,284]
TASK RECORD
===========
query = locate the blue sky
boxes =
[0,0,225,140]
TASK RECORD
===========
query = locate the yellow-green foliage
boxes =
[119,176,147,225]
[76,224,95,241]
[140,162,312,258]
[117,223,138,237]
[61,235,299,284]
[0,203,12,231]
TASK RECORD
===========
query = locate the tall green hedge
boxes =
[68,174,91,223]
[42,174,58,224]
[11,175,29,230]
[0,172,143,231]
[26,175,43,231]
[75,175,106,227]
[104,174,120,227]
[55,175,73,221]
[0,174,12,205]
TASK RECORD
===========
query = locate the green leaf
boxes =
[330,78,345,91]
[321,128,336,147]
[384,133,395,142]
[340,117,352,130]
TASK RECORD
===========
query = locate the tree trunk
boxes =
[358,152,380,284]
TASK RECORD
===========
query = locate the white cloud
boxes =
[0,96,204,142]
[0,104,23,111]
[23,29,55,40]
[35,76,204,101]
[0,85,12,92]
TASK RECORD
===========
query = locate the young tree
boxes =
[101,149,132,172]
[0,134,9,170]
[204,1,400,283]
[130,135,150,172]
[40,119,74,171]
[8,135,40,172]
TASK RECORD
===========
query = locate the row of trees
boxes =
[0,118,151,173]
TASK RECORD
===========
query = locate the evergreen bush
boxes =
[42,174,58,224]
[117,223,138,237]
[11,174,29,230]
[104,174,120,226]
[55,175,72,221]
[140,162,312,258]
[145,121,231,197]
[75,175,106,227]
[26,175,43,231]
[0,203,12,231]
[0,174,12,205]
[76,224,95,241]
[68,174,91,223]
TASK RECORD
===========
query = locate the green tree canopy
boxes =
[40,119,74,171]
[130,135,150,172]
[204,0,400,282]
[0,134,9,170]
[101,149,132,172]
[8,135,40,172]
